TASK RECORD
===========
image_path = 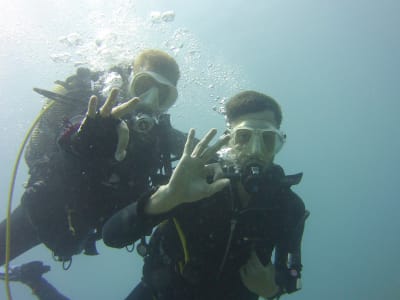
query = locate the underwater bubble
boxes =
[161,11,175,22]
[50,52,72,63]
[216,146,236,162]
[150,11,162,23]
[95,29,118,47]
[73,61,87,67]
[101,72,124,97]
[59,33,83,47]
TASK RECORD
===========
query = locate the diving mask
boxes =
[129,71,178,113]
[230,122,286,155]
[217,121,286,173]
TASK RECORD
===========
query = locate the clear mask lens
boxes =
[130,72,177,113]
[139,86,160,111]
[132,74,157,96]
[232,128,286,154]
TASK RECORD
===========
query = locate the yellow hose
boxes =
[4,101,56,300]
[172,217,190,274]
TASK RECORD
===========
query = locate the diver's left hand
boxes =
[240,250,280,298]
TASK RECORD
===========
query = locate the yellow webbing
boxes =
[172,217,190,274]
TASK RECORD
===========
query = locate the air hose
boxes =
[4,100,56,300]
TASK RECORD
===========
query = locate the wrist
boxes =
[144,184,180,215]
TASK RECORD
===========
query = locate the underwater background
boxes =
[1,0,399,299]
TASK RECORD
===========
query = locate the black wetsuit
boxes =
[103,164,308,300]
[0,115,187,265]
[20,277,70,300]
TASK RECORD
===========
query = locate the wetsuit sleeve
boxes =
[24,278,70,300]
[102,187,173,248]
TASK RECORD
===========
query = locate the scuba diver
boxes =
[0,261,69,300]
[103,90,309,300]
[0,49,188,269]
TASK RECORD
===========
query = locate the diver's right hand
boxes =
[74,88,139,161]
[144,129,231,214]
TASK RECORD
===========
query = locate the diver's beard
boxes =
[236,158,272,174]
[235,157,274,194]
[218,158,270,194]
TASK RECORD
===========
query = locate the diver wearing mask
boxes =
[0,49,189,274]
[219,117,287,194]
[129,69,178,134]
[103,90,309,300]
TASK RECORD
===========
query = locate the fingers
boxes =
[204,163,220,177]
[248,251,265,274]
[191,128,217,158]
[240,263,252,278]
[100,88,119,117]
[114,120,129,161]
[204,163,225,181]
[206,178,230,196]
[240,250,263,277]
[249,250,259,261]
[201,133,230,162]
[240,263,254,279]
[111,97,140,119]
[183,128,196,156]
[87,95,98,118]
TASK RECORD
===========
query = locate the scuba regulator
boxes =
[131,113,158,133]
[240,164,264,194]
[220,162,265,195]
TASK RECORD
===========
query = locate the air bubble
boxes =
[50,52,72,63]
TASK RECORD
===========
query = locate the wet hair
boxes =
[133,49,180,86]
[225,90,282,127]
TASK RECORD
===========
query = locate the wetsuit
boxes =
[103,164,309,300]
[0,114,187,265]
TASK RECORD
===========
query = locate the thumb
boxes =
[114,120,129,161]
[206,178,230,196]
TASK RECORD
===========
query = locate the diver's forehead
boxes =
[231,111,278,130]
[233,120,276,129]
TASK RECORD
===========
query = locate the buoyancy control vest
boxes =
[25,65,132,171]
[140,164,309,298]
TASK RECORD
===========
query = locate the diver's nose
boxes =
[249,136,264,157]
[137,86,160,112]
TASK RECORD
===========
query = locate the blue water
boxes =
[1,0,399,299]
